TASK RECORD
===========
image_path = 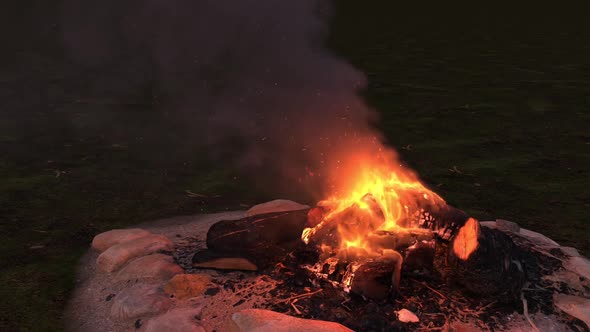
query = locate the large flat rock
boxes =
[97,234,173,272]
[163,274,211,300]
[110,283,172,320]
[228,309,353,332]
[144,307,206,332]
[115,254,183,282]
[246,199,309,217]
[554,293,590,329]
[91,228,151,252]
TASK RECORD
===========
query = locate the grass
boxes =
[1,1,589,331]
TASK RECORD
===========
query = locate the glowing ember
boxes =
[452,217,480,260]
[302,156,445,255]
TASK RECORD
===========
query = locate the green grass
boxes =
[327,1,590,251]
[1,1,589,331]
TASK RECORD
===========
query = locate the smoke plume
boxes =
[61,0,391,199]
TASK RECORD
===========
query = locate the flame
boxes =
[302,153,445,254]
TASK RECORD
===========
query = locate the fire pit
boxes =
[67,201,590,331]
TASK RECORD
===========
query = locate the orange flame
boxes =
[302,153,445,254]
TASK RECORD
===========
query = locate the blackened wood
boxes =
[445,225,525,297]
[420,205,470,241]
[350,251,403,301]
[205,209,309,268]
[402,240,436,274]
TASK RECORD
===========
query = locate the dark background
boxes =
[1,1,589,330]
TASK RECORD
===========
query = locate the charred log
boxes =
[443,218,525,298]
[418,204,470,241]
[349,250,403,301]
[204,210,309,268]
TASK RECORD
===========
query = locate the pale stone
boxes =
[544,270,590,293]
[110,284,172,320]
[561,247,582,257]
[91,228,151,252]
[115,254,183,282]
[480,221,497,229]
[245,199,309,217]
[396,308,419,323]
[163,274,210,300]
[193,257,257,271]
[495,219,520,233]
[564,256,590,280]
[144,307,205,332]
[519,228,560,247]
[229,309,353,332]
[97,234,173,272]
[554,293,590,329]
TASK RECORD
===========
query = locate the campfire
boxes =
[82,158,590,331]
[186,154,582,330]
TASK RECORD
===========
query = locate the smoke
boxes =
[61,0,388,199]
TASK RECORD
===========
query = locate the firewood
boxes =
[349,250,403,301]
[205,210,309,268]
[303,201,385,248]
[444,218,525,297]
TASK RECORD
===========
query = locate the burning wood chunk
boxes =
[366,229,433,252]
[402,240,436,274]
[445,218,525,297]
[303,197,385,248]
[349,250,403,301]
[419,205,470,241]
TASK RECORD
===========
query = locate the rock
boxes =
[561,246,582,257]
[246,199,309,217]
[479,221,497,229]
[144,307,205,332]
[115,254,183,282]
[519,228,560,247]
[97,234,173,272]
[554,293,590,329]
[396,309,419,323]
[92,228,152,252]
[163,274,211,300]
[228,309,353,332]
[495,219,520,233]
[110,284,172,320]
[192,251,258,271]
[564,256,590,280]
[544,270,590,293]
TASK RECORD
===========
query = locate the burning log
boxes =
[302,195,385,248]
[444,218,525,297]
[349,250,403,301]
[417,204,470,241]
